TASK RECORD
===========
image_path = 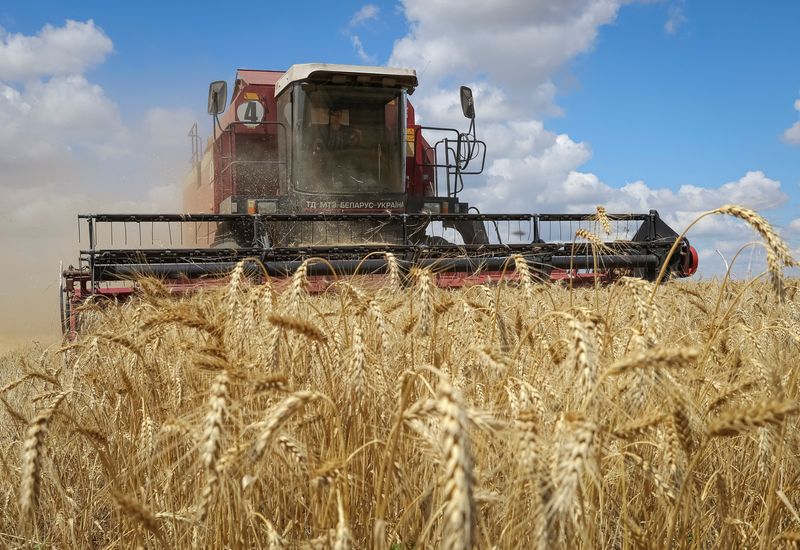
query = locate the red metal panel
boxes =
[405,102,415,195]
[404,100,435,199]
[217,71,283,136]
[209,69,286,212]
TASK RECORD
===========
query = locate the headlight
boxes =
[257,200,278,214]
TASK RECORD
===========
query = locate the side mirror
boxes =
[207,80,228,116]
[460,86,475,119]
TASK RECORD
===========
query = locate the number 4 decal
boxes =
[236,100,265,128]
[244,102,258,121]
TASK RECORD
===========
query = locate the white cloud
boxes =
[391,0,622,117]
[349,4,379,28]
[664,1,686,34]
[0,19,112,81]
[390,0,792,278]
[472,128,786,217]
[351,35,376,64]
[790,219,800,231]
[0,21,196,339]
[782,97,800,145]
[783,122,800,145]
[0,74,126,186]
[347,5,380,64]
[620,171,786,213]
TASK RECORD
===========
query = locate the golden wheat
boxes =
[0,210,798,547]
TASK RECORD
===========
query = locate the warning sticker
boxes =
[406,127,415,156]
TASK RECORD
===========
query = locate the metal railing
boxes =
[417,127,487,198]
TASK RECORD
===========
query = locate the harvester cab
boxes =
[202,64,488,249]
[61,62,699,336]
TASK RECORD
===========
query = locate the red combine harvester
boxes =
[61,63,698,334]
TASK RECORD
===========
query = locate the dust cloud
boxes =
[0,132,192,352]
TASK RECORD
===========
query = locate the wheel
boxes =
[59,283,68,335]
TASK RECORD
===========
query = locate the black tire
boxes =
[59,284,68,335]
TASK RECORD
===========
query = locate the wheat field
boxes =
[1,206,800,549]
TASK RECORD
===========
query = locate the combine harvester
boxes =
[61,63,698,333]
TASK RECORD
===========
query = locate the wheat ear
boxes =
[575,228,605,249]
[19,393,66,526]
[548,412,598,519]
[201,371,229,473]
[604,348,699,378]
[384,252,401,291]
[413,267,435,335]
[595,206,612,235]
[286,259,310,311]
[437,377,474,550]
[249,391,321,461]
[111,490,164,544]
[267,313,328,343]
[347,321,367,403]
[708,400,798,437]
[513,254,535,299]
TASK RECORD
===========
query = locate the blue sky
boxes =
[554,2,800,218]
[0,1,405,116]
[0,0,798,337]
[1,1,796,206]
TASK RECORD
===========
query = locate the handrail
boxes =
[417,125,487,197]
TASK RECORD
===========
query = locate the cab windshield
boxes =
[293,84,405,194]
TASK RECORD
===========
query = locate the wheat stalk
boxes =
[333,490,352,550]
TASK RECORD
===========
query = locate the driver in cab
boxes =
[320,108,361,151]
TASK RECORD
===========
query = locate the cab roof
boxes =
[274,63,417,97]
